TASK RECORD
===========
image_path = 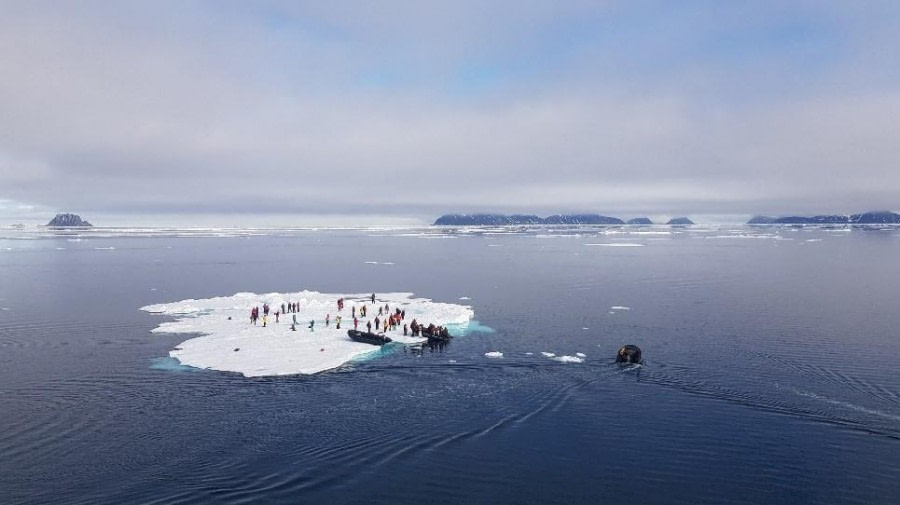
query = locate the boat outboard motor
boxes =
[615,345,642,365]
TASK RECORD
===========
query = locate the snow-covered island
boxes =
[142,291,474,377]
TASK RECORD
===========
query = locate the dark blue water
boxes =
[1,225,899,504]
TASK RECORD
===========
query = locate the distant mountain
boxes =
[433,214,542,226]
[626,217,653,225]
[47,213,92,227]
[745,211,899,225]
[432,213,622,226]
[666,217,694,225]
[543,214,624,225]
[850,211,900,224]
[748,215,778,224]
[774,215,848,224]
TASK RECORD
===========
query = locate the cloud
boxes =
[0,1,898,223]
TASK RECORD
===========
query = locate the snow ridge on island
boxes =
[142,291,474,377]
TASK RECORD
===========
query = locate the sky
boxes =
[1,0,899,226]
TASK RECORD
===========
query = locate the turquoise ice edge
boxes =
[153,320,496,373]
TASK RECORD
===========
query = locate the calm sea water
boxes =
[1,225,899,504]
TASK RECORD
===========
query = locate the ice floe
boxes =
[485,351,504,358]
[143,291,474,377]
[540,351,586,363]
[553,355,584,363]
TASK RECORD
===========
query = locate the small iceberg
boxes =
[485,351,504,358]
[143,290,475,377]
[553,355,584,364]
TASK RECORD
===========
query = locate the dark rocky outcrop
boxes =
[746,211,899,225]
[666,217,694,225]
[433,214,623,225]
[774,215,848,224]
[626,217,654,225]
[849,211,900,224]
[433,214,543,226]
[542,214,624,225]
[47,213,92,227]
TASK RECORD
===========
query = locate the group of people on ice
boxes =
[246,293,448,340]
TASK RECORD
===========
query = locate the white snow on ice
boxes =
[539,351,585,363]
[553,355,584,363]
[142,291,474,377]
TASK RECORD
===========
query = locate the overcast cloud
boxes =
[1,1,899,225]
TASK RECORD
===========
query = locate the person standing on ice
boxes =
[275,312,279,323]
[263,303,269,316]
[262,314,267,327]
[352,306,356,318]
[309,320,315,331]
[353,316,359,330]
[292,313,297,326]
[374,316,380,330]
[281,302,285,314]
[335,315,341,329]
[325,314,330,327]
[366,320,372,333]
[371,293,375,303]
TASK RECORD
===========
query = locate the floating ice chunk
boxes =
[584,243,645,247]
[459,296,471,300]
[610,306,630,311]
[582,327,589,330]
[541,352,556,358]
[525,352,533,355]
[576,352,586,358]
[553,355,584,363]
[142,290,475,377]
[93,246,115,250]
[485,351,503,358]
